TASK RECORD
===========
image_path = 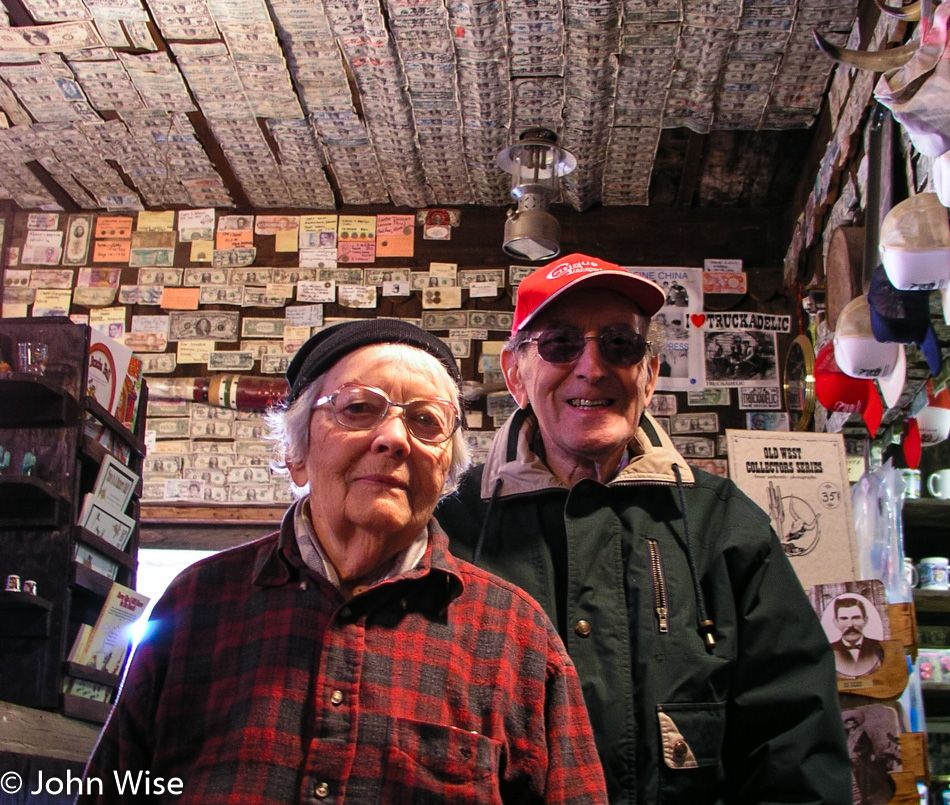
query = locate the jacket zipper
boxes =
[648,539,669,634]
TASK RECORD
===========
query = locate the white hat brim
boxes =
[876,345,906,409]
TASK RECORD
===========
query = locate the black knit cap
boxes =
[285,319,462,404]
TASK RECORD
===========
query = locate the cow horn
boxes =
[812,30,920,70]
[873,0,922,20]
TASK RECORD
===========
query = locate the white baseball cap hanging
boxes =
[880,193,950,290]
[833,295,906,409]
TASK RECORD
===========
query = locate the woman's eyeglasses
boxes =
[314,383,460,444]
[522,327,651,367]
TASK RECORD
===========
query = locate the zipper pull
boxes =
[701,619,716,650]
[657,605,669,633]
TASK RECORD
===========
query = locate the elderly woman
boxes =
[79,319,607,805]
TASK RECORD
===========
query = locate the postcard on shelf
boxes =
[71,581,149,677]
[92,453,139,513]
[73,542,119,580]
[78,493,135,551]
[63,676,113,703]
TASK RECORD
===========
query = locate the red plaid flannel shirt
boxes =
[79,516,607,804]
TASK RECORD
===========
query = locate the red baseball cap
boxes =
[511,253,666,334]
[814,341,884,435]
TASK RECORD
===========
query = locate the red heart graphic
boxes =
[690,314,706,328]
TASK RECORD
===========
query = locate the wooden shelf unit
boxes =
[0,318,145,722]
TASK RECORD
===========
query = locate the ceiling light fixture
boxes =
[497,128,577,262]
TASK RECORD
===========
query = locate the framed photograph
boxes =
[808,580,907,699]
[811,580,890,678]
[78,494,136,551]
[839,703,903,802]
[92,453,139,513]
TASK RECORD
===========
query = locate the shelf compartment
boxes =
[61,692,113,724]
[0,373,77,427]
[0,476,70,527]
[63,660,121,688]
[62,655,120,729]
[923,683,950,696]
[914,590,950,615]
[903,498,950,538]
[0,591,53,638]
[72,526,137,573]
[84,397,146,458]
[70,562,117,598]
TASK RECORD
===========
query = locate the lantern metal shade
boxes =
[503,208,561,261]
[496,128,578,199]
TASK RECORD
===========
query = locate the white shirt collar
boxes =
[292,497,428,593]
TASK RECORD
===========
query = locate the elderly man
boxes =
[437,254,850,805]
[78,320,607,805]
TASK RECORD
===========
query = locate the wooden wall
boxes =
[2,201,797,549]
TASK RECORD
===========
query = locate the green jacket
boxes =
[436,408,850,805]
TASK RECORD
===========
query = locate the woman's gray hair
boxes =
[265,363,471,499]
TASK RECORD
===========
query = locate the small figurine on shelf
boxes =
[21,451,36,476]
[0,447,9,475]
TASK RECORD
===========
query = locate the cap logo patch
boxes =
[851,366,891,378]
[831,401,863,415]
[547,259,602,279]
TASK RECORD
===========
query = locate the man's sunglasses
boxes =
[522,327,651,367]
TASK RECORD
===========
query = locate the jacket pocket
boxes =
[656,701,726,804]
[657,701,726,768]
[382,719,503,804]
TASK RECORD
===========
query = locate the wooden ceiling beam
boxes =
[675,131,706,207]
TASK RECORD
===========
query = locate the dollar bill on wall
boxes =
[671,412,720,433]
[208,350,255,371]
[168,310,240,341]
[670,435,715,457]
[63,214,93,265]
[686,388,731,406]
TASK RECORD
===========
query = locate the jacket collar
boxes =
[480,407,695,499]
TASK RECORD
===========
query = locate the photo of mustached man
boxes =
[828,595,884,678]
